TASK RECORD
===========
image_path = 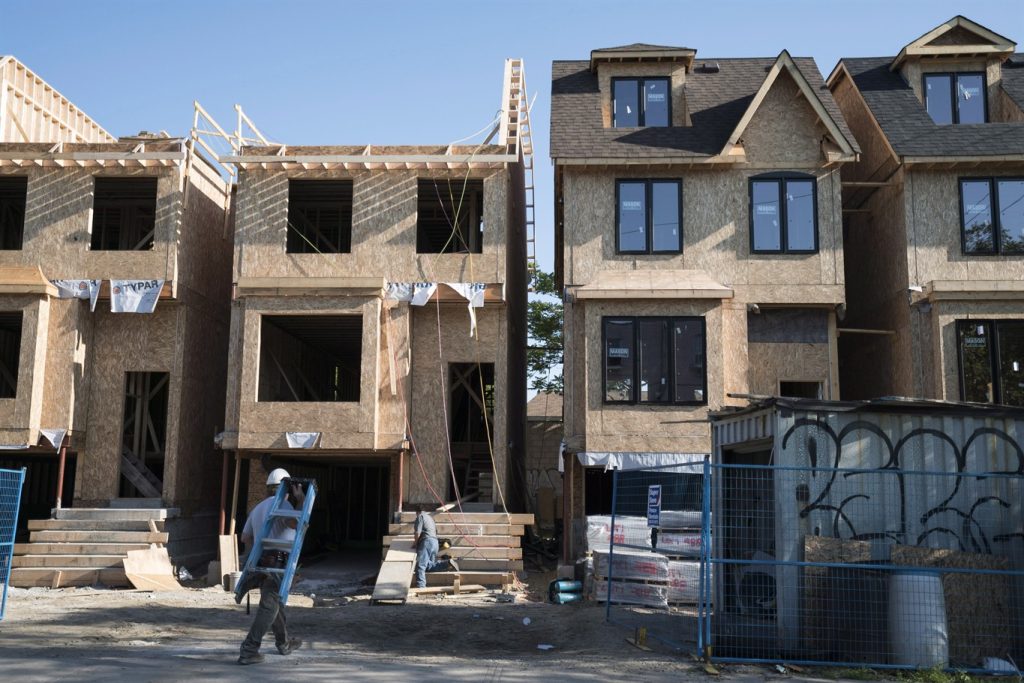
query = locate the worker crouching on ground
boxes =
[413,505,459,588]
[236,468,304,665]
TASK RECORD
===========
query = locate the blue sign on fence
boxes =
[647,484,661,528]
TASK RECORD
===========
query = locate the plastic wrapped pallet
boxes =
[658,510,705,529]
[585,515,651,551]
[593,578,669,608]
[667,560,712,604]
[656,531,703,557]
[592,547,669,582]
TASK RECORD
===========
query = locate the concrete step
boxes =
[14,542,151,555]
[454,558,524,572]
[29,530,168,544]
[52,508,178,521]
[108,498,165,509]
[27,519,164,532]
[10,567,129,588]
[12,554,125,569]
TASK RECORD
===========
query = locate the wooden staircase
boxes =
[371,511,533,604]
[10,506,174,587]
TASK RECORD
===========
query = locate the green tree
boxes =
[527,270,563,394]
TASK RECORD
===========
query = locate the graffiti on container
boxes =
[781,417,1024,554]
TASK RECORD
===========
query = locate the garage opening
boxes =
[258,315,362,402]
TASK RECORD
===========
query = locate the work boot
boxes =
[237,652,265,665]
[277,637,302,655]
[447,557,460,572]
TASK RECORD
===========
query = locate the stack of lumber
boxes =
[371,511,533,604]
[10,507,173,588]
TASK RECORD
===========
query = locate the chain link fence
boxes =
[700,462,1024,673]
[596,462,709,651]
[1,467,26,620]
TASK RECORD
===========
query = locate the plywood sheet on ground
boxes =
[123,547,182,591]
[371,537,416,604]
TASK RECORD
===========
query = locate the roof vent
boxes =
[700,61,720,73]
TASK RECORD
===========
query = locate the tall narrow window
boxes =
[749,175,818,254]
[603,316,706,405]
[0,177,27,250]
[416,179,483,254]
[615,179,681,254]
[957,319,1024,406]
[0,312,22,399]
[612,78,671,128]
[959,178,1024,255]
[287,179,352,253]
[925,73,986,124]
[91,177,157,251]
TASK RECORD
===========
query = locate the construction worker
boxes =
[236,468,304,665]
[413,504,459,588]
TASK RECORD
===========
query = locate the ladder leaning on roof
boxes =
[233,477,316,606]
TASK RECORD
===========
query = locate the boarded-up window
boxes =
[91,177,157,251]
[416,179,483,254]
[286,179,352,254]
[0,177,27,250]
[259,315,362,402]
[0,312,22,398]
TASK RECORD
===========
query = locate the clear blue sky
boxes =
[1,0,1020,274]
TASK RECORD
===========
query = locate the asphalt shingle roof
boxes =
[593,43,693,53]
[840,55,1024,158]
[550,56,857,160]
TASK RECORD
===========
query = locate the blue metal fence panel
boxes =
[702,462,1024,673]
[0,467,26,620]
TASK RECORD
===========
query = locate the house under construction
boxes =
[216,60,531,580]
[0,57,234,586]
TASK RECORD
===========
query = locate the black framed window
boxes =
[0,177,26,250]
[603,316,706,405]
[616,179,681,254]
[749,174,818,254]
[91,177,157,251]
[924,72,986,125]
[959,178,1024,255]
[287,179,352,254]
[612,77,670,128]
[957,320,1024,406]
[416,179,483,254]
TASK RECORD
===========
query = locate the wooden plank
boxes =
[396,512,533,525]
[410,583,486,596]
[383,534,518,548]
[388,523,525,536]
[218,534,238,578]
[424,571,512,587]
[371,537,416,604]
[29,530,168,544]
[9,567,129,588]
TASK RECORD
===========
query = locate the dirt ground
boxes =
[0,572,718,682]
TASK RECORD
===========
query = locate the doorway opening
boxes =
[449,362,495,503]
[119,371,169,498]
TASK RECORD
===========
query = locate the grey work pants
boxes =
[240,573,289,656]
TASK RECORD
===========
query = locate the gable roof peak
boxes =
[891,16,1016,70]
[589,43,697,72]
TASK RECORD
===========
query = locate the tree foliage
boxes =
[527,270,563,394]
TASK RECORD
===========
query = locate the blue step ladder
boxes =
[234,477,316,606]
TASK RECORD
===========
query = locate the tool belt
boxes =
[259,550,288,569]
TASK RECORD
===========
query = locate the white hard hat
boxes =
[266,468,290,486]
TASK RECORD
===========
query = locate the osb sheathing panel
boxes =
[77,305,181,504]
[595,62,688,127]
[405,304,507,505]
[0,294,48,445]
[931,300,1024,403]
[830,76,898,182]
[1001,90,1024,123]
[562,298,587,450]
[747,341,833,398]
[176,153,233,306]
[908,169,1024,284]
[234,296,380,451]
[222,301,245,435]
[561,166,844,304]
[377,303,411,449]
[0,167,179,282]
[40,297,91,431]
[169,301,230,511]
[233,169,506,285]
[741,70,827,166]
[721,302,749,406]
[580,300,723,454]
